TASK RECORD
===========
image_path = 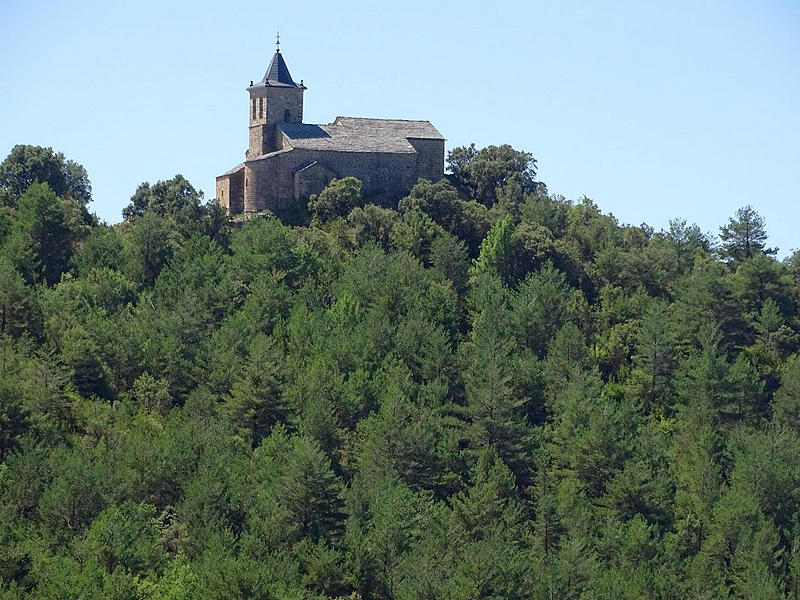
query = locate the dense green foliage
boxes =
[2,144,800,598]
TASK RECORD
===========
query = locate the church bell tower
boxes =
[247,32,306,157]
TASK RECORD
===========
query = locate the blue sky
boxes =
[2,0,798,255]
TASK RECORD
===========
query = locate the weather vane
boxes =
[276,28,280,52]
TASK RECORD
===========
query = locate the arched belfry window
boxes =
[252,99,256,120]
[259,98,264,118]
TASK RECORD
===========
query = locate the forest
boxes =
[2,142,800,599]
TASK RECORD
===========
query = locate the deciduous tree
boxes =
[447,143,539,207]
[308,177,363,223]
[0,144,91,208]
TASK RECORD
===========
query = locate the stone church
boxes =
[216,45,445,215]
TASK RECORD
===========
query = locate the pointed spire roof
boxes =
[253,50,302,88]
[263,50,296,85]
[247,33,306,91]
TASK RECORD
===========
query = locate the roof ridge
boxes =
[334,116,434,123]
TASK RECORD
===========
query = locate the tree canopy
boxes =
[719,204,777,264]
[308,176,364,223]
[122,174,203,220]
[0,144,91,208]
[447,143,541,207]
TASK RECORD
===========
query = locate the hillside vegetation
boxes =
[2,143,800,599]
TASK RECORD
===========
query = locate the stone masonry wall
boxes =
[247,88,304,156]
[244,151,284,212]
[228,168,244,214]
[216,167,245,214]
[241,147,442,214]
[248,125,267,157]
[409,138,445,183]
[216,177,230,212]
[248,87,304,127]
[302,150,418,200]
[294,162,337,200]
[225,134,444,216]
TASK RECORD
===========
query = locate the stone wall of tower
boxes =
[248,125,267,157]
[247,87,304,156]
[266,88,304,126]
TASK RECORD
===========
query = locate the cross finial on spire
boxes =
[276,28,280,52]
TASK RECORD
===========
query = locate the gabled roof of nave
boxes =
[278,117,444,154]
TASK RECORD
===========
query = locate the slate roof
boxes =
[218,162,244,177]
[253,50,302,88]
[278,117,444,153]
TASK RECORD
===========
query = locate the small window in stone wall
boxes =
[259,98,264,118]
[284,109,290,121]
